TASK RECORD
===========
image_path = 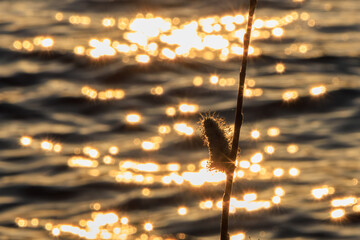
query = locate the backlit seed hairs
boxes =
[200,114,235,173]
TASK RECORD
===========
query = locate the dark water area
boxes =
[0,0,359,239]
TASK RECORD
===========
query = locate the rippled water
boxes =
[0,0,360,239]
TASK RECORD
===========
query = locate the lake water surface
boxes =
[0,0,359,239]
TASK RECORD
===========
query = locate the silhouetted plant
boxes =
[200,0,257,239]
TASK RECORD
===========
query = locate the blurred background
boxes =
[0,0,359,239]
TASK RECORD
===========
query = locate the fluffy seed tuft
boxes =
[199,114,235,173]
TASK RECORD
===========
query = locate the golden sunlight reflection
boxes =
[81,86,97,99]
[311,186,334,199]
[161,175,171,184]
[287,144,299,154]
[253,19,264,29]
[40,37,54,48]
[141,188,151,193]
[32,37,41,46]
[186,164,196,172]
[353,204,360,212]
[141,141,159,151]
[109,146,119,155]
[218,77,236,87]
[174,123,194,136]
[209,75,219,85]
[199,159,208,168]
[130,17,170,37]
[200,200,213,209]
[120,217,129,225]
[236,170,245,178]
[31,218,39,227]
[91,202,101,211]
[272,27,284,37]
[233,198,271,212]
[170,172,184,185]
[53,144,62,153]
[310,85,326,96]
[247,79,256,87]
[45,222,53,231]
[307,19,316,27]
[299,44,309,53]
[239,160,250,169]
[81,86,125,100]
[83,146,100,159]
[179,103,199,113]
[102,18,116,27]
[135,54,151,63]
[275,63,285,73]
[213,196,272,212]
[250,130,260,139]
[68,156,99,168]
[39,211,140,239]
[331,209,345,219]
[16,40,31,51]
[249,164,261,173]
[51,227,60,236]
[230,233,245,240]
[275,187,285,197]
[158,125,171,134]
[250,153,263,163]
[126,113,141,124]
[150,86,164,95]
[161,48,176,59]
[272,196,281,204]
[89,39,116,58]
[267,127,280,137]
[68,15,91,25]
[20,136,32,146]
[11,11,301,62]
[264,145,275,154]
[15,218,27,228]
[273,168,284,177]
[331,197,357,207]
[263,19,276,28]
[144,222,153,231]
[12,8,310,232]
[119,160,159,172]
[178,207,188,216]
[166,106,176,116]
[17,155,302,237]
[13,40,22,50]
[300,12,310,21]
[167,163,180,171]
[193,76,204,86]
[48,141,300,188]
[74,46,85,55]
[103,155,114,165]
[243,193,257,202]
[55,12,63,21]
[289,167,300,176]
[282,90,298,101]
[41,140,53,151]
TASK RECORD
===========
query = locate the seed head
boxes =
[200,114,235,173]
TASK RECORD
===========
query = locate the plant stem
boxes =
[220,1,257,240]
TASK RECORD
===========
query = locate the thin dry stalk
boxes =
[220,0,257,240]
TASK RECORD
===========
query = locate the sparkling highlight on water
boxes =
[8,5,351,240]
[20,136,32,146]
